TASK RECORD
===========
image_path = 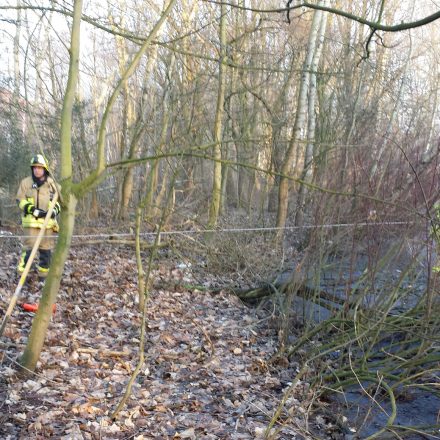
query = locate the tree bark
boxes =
[20,0,83,372]
[208,0,227,227]
[276,3,326,232]
[294,0,329,227]
[20,194,77,370]
[13,0,22,98]
[145,59,173,220]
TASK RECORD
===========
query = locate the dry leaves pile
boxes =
[0,245,341,439]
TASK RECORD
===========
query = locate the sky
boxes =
[0,0,439,102]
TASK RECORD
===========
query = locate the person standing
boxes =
[16,154,61,279]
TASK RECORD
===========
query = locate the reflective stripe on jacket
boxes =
[16,176,60,231]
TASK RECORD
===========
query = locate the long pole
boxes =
[0,191,58,338]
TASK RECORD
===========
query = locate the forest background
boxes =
[0,0,439,438]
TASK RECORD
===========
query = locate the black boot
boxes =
[37,249,51,280]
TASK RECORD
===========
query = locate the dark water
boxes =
[292,242,439,438]
[337,389,440,438]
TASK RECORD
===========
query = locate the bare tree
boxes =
[276,2,327,231]
[208,0,227,227]
[294,0,329,227]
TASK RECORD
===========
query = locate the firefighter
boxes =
[16,154,61,279]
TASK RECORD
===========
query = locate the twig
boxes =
[264,363,309,438]
[76,348,131,357]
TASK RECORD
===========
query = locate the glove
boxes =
[23,202,35,215]
[32,208,47,219]
[51,202,61,218]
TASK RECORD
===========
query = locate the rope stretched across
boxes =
[0,221,412,240]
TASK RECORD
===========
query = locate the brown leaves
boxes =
[72,402,103,417]
[0,246,323,439]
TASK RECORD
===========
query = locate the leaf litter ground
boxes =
[0,245,342,439]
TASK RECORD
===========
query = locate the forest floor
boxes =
[0,241,350,440]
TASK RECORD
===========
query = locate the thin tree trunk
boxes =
[13,0,22,98]
[208,0,227,227]
[20,0,83,372]
[153,165,171,220]
[145,59,173,220]
[119,120,145,219]
[276,3,325,231]
[111,8,136,220]
[267,55,296,213]
[295,1,329,227]
[20,195,77,370]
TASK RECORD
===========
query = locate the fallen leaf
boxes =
[175,427,196,439]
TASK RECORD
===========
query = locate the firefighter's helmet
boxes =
[30,154,49,174]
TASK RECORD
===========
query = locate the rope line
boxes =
[0,221,413,240]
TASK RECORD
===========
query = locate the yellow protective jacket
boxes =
[16,176,60,231]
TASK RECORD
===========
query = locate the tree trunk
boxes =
[276,3,326,232]
[112,9,136,220]
[20,194,77,370]
[153,165,171,220]
[13,0,22,98]
[119,120,146,219]
[295,1,329,227]
[20,0,83,372]
[208,0,227,227]
[267,57,296,213]
[145,67,173,220]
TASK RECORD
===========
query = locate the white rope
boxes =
[0,221,412,240]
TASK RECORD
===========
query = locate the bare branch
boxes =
[202,0,440,32]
